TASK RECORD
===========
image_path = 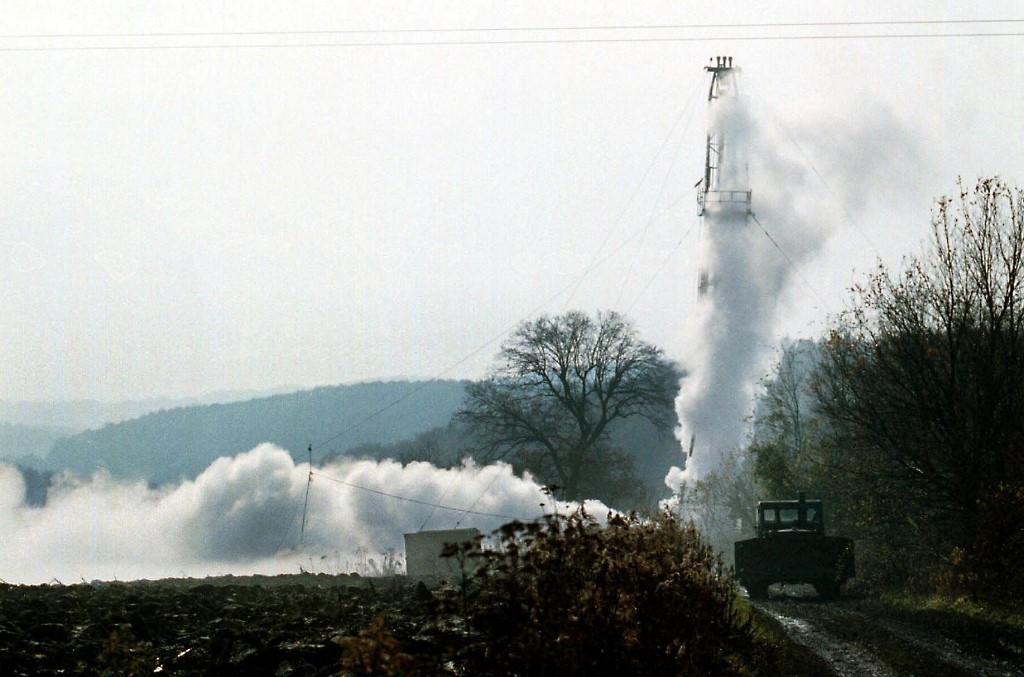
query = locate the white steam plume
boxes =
[670,75,923,488]
[0,444,608,584]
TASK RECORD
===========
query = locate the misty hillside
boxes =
[0,388,298,432]
[46,380,469,485]
[0,422,76,466]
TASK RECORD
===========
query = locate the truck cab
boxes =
[756,494,824,538]
[735,493,854,599]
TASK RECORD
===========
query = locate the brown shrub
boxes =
[339,617,416,677]
[449,510,762,677]
[937,483,1024,600]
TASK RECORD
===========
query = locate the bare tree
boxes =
[457,310,678,501]
[675,448,758,561]
[817,178,1024,554]
[749,339,822,498]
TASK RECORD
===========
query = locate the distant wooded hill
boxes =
[29,378,682,505]
[46,380,469,485]
[0,422,76,466]
[0,388,297,432]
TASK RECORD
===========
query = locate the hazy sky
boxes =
[3,1,1022,402]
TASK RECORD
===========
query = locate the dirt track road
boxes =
[757,596,1023,677]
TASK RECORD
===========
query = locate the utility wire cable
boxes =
[615,88,697,307]
[751,213,833,313]
[274,495,307,553]
[566,75,702,309]
[625,217,697,315]
[311,469,521,520]
[744,76,883,259]
[417,466,462,531]
[2,18,1021,39]
[0,30,1021,52]
[299,444,314,545]
[454,464,506,528]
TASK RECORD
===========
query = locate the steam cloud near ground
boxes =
[0,444,608,584]
[670,79,923,488]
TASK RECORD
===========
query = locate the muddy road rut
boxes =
[756,596,1023,676]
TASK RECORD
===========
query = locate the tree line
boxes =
[750,178,1024,598]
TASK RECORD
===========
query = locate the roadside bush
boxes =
[936,483,1024,600]
[450,510,762,676]
[973,483,1024,600]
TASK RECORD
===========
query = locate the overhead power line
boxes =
[1,18,1022,40]
[311,469,521,521]
[0,26,1022,52]
[751,213,833,313]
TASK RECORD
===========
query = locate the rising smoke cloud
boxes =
[0,445,608,584]
[670,79,924,488]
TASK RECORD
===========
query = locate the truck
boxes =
[734,492,854,599]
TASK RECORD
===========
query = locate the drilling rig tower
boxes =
[696,56,752,296]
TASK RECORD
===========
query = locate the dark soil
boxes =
[0,574,452,676]
[756,597,1024,676]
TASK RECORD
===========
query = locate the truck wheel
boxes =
[746,581,769,599]
[814,580,840,599]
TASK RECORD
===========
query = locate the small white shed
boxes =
[403,528,481,578]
